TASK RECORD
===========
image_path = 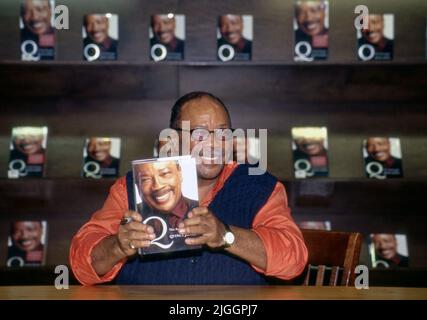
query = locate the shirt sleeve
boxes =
[251,182,308,280]
[69,177,128,286]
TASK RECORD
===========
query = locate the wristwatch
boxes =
[222,222,235,248]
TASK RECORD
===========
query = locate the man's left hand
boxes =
[178,207,226,248]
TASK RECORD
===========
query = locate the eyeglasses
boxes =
[173,127,235,142]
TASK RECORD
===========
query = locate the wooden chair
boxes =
[301,229,362,286]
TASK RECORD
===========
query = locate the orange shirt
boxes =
[70,163,308,286]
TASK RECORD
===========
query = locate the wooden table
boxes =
[0,286,426,300]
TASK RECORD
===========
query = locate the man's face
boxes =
[295,137,325,156]
[85,15,109,44]
[87,138,112,162]
[296,1,326,37]
[177,97,232,180]
[22,0,52,36]
[14,134,43,155]
[12,222,42,252]
[367,137,391,162]
[139,162,182,213]
[373,234,398,260]
[219,15,244,45]
[152,15,176,45]
[362,15,384,45]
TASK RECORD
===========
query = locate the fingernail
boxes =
[178,223,184,229]
[179,228,185,234]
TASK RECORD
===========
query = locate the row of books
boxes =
[7,126,404,180]
[18,1,424,62]
[7,156,409,269]
[6,219,410,269]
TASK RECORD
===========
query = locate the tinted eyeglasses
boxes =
[173,128,235,142]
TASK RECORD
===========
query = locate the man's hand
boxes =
[178,207,227,248]
[116,210,156,257]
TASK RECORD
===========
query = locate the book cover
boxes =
[369,233,409,268]
[20,0,55,61]
[8,126,48,179]
[150,14,185,61]
[357,14,394,61]
[82,137,121,178]
[294,0,329,62]
[83,13,119,61]
[217,15,253,62]
[363,137,403,179]
[132,156,201,255]
[7,221,48,267]
[292,127,329,178]
[298,221,331,230]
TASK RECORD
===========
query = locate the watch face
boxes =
[225,231,235,245]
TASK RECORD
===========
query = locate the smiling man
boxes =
[83,14,118,60]
[136,161,198,225]
[8,221,45,266]
[360,14,393,54]
[150,14,184,60]
[70,92,307,285]
[372,234,409,268]
[20,0,55,60]
[364,137,403,178]
[218,14,252,59]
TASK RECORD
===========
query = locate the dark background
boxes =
[0,0,426,286]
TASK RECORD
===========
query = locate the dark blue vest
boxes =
[116,164,277,285]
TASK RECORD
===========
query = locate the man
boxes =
[8,221,45,266]
[150,14,184,60]
[84,137,120,177]
[135,160,199,253]
[372,234,409,268]
[365,137,402,178]
[20,0,55,60]
[83,14,118,60]
[9,127,47,177]
[294,1,328,59]
[218,15,252,59]
[292,127,329,177]
[70,92,307,285]
[358,14,393,60]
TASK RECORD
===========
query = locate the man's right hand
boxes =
[115,210,156,258]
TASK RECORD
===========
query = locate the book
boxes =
[292,127,329,178]
[82,137,121,178]
[294,0,329,61]
[132,156,201,255]
[20,0,55,61]
[7,221,48,267]
[369,233,409,268]
[363,137,403,179]
[217,15,253,61]
[357,14,394,61]
[8,126,48,179]
[298,221,331,231]
[83,13,119,61]
[150,14,185,61]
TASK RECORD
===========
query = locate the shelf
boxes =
[1,60,427,67]
[1,177,426,216]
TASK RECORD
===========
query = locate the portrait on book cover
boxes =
[294,0,329,61]
[357,14,394,61]
[83,13,119,61]
[217,14,253,62]
[370,234,409,268]
[133,157,199,255]
[150,14,185,61]
[82,137,121,178]
[20,0,55,61]
[7,221,47,267]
